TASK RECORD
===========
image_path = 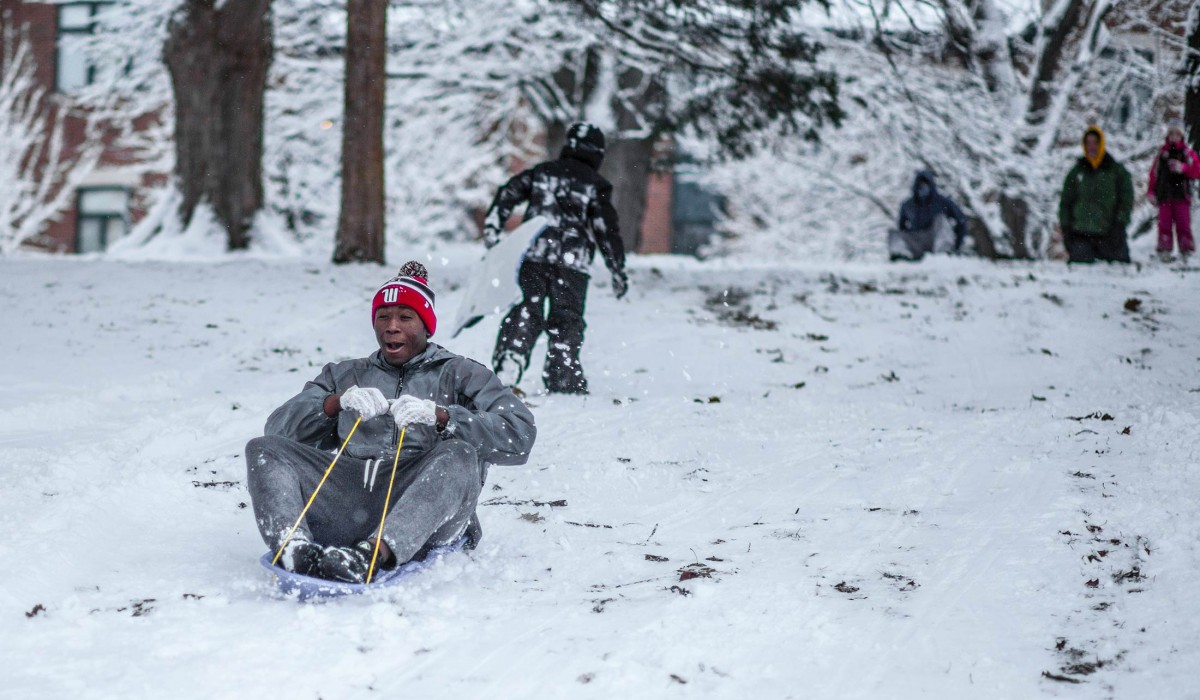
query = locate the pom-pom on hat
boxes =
[372,261,437,336]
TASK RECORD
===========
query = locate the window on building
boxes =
[75,187,129,253]
[671,161,726,257]
[56,3,111,92]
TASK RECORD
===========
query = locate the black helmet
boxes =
[561,122,605,169]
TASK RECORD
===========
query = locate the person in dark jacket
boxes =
[245,261,536,583]
[1146,118,1200,261]
[1058,125,1133,264]
[482,122,628,395]
[889,170,969,261]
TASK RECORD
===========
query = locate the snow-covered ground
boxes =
[2,250,1199,699]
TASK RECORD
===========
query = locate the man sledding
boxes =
[245,261,537,584]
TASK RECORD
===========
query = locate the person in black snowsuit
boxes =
[889,170,970,261]
[482,122,628,395]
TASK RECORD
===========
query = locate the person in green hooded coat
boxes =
[1058,125,1133,263]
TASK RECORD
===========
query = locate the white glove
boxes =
[390,395,438,427]
[339,386,390,420]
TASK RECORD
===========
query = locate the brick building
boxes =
[2,1,721,257]
[1,0,163,253]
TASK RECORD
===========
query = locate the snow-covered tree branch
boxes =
[703,0,1189,262]
[558,0,845,156]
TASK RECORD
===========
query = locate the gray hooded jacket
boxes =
[265,344,536,466]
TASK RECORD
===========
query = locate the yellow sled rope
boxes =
[271,417,362,567]
[367,426,406,584]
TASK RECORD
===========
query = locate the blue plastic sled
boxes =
[259,537,467,601]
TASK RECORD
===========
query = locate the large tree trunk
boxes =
[605,65,665,254]
[333,0,387,265]
[601,138,655,253]
[546,51,665,254]
[164,0,272,251]
[998,190,1031,259]
[937,0,1015,94]
[1185,3,1200,154]
[1024,0,1087,134]
[1007,0,1104,257]
[939,0,1093,258]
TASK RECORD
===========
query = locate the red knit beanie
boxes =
[371,261,437,336]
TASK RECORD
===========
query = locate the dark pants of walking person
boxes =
[492,260,590,394]
[1064,229,1130,264]
[245,435,483,564]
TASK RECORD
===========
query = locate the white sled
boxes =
[450,216,549,338]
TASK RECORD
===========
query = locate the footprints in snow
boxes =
[1044,412,1150,686]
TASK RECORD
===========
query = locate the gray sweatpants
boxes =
[245,435,484,564]
[888,216,955,260]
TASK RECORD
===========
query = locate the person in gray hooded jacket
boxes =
[245,261,536,583]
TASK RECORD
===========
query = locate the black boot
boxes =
[279,538,323,577]
[318,541,393,583]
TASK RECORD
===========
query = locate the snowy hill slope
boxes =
[1,253,1198,699]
